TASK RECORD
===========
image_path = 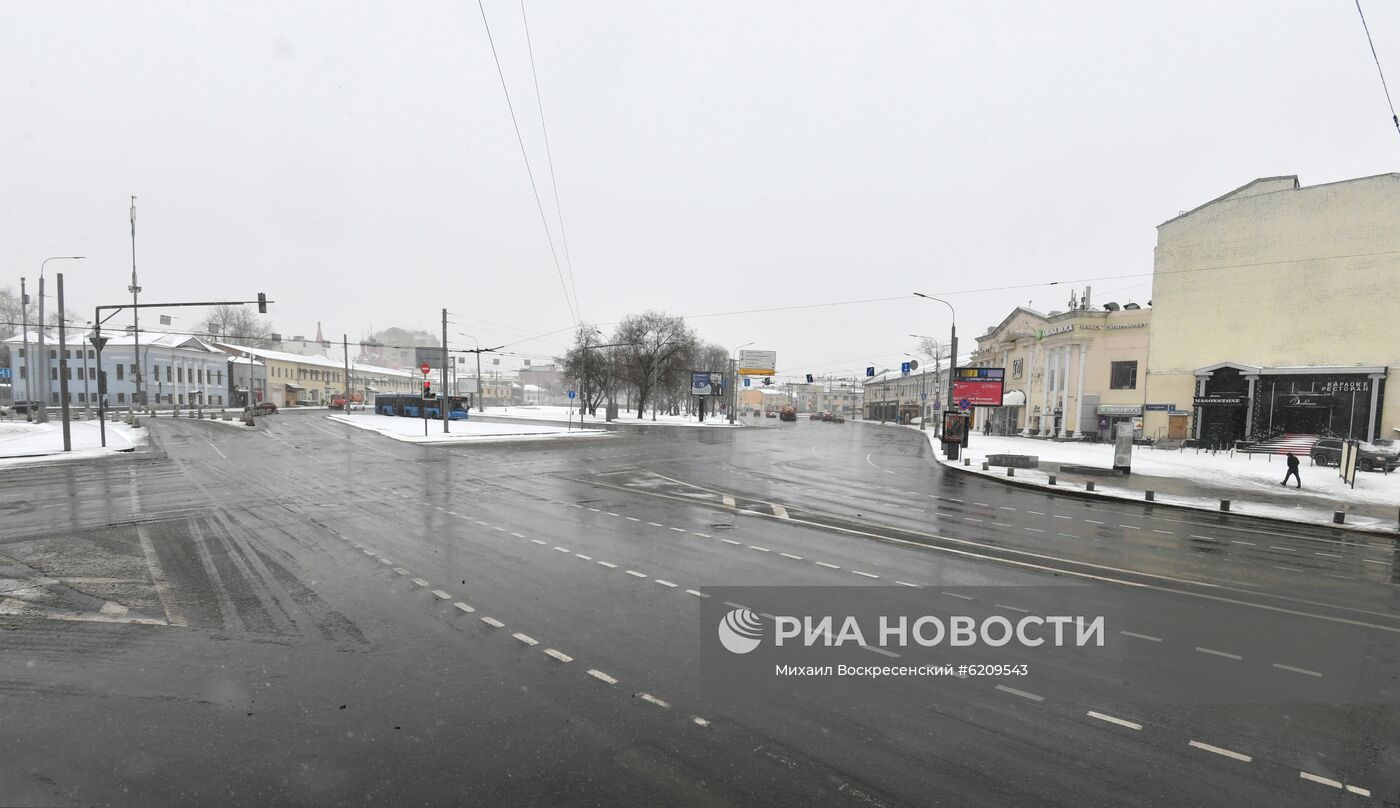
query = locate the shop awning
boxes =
[285,383,305,391]
[234,387,249,393]
[1002,390,1026,406]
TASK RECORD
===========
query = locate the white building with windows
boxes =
[6,330,233,409]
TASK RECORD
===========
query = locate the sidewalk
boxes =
[0,420,145,465]
[900,427,1400,535]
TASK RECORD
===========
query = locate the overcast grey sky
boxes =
[4,1,1398,378]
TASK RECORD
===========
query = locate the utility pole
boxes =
[37,272,45,421]
[20,277,30,419]
[343,334,352,411]
[57,274,72,451]
[441,309,449,433]
[130,197,143,410]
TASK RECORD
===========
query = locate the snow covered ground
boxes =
[910,429,1400,532]
[327,412,610,444]
[475,405,743,428]
[0,420,144,464]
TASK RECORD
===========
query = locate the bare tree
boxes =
[202,304,272,346]
[561,324,609,415]
[610,311,696,419]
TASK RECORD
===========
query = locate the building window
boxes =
[166,366,172,382]
[49,349,56,360]
[117,392,126,404]
[178,367,184,383]
[1110,361,1138,390]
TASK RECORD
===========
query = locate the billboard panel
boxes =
[951,367,1005,407]
[737,349,777,376]
[691,371,725,397]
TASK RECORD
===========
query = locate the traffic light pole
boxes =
[91,294,271,447]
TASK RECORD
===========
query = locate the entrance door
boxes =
[1168,414,1188,440]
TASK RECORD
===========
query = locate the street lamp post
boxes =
[914,293,958,450]
[37,256,85,422]
[728,341,754,425]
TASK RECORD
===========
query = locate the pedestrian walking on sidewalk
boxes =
[1282,452,1301,488]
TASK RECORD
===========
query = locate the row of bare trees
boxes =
[560,311,729,419]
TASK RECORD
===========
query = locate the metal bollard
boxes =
[1048,474,1057,486]
[1220,499,1230,512]
[1007,467,1015,477]
[1145,490,1155,502]
[981,461,989,471]
[1333,511,1345,525]
[1086,481,1095,492]
[963,458,971,466]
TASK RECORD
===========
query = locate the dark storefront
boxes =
[1194,364,1387,445]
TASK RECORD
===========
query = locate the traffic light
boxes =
[257,292,267,314]
[805,374,814,383]
[423,381,433,399]
[763,377,772,386]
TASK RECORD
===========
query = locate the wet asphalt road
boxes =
[1,410,1398,807]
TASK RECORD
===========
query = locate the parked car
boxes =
[765,410,777,418]
[1310,438,1399,472]
[829,414,846,424]
[248,402,278,415]
[808,412,822,420]
[820,412,833,422]
[9,400,41,415]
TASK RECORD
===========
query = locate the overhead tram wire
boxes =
[1356,0,1400,134]
[476,0,579,324]
[520,0,580,320]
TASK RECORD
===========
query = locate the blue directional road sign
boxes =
[920,392,927,400]
[567,390,576,399]
[0,368,10,379]
[744,378,751,387]
[901,362,910,375]
[866,367,875,377]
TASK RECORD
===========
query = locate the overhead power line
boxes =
[476,0,578,323]
[1355,0,1400,134]
[520,0,580,319]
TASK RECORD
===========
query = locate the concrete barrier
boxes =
[1048,474,1056,486]
[1145,490,1155,502]
[1333,511,1346,525]
[1220,500,1231,512]
[1086,481,1095,492]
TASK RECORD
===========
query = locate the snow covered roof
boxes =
[4,330,224,354]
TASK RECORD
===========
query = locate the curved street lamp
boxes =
[914,292,958,443]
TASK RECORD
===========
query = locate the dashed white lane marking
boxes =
[1314,552,1341,558]
[895,581,920,587]
[780,552,803,560]
[598,561,618,569]
[554,547,570,553]
[691,716,711,727]
[1120,630,1163,642]
[685,589,708,598]
[748,545,771,553]
[1024,527,1046,533]
[588,669,618,685]
[1189,740,1252,763]
[606,512,620,517]
[393,568,409,576]
[999,506,1017,511]
[1190,535,1218,542]
[587,507,601,512]
[815,562,841,569]
[1231,540,1256,546]
[575,553,593,560]
[1087,711,1142,731]
[543,648,573,663]
[512,632,539,646]
[995,603,1029,614]
[453,602,476,614]
[362,549,377,556]
[995,685,1044,702]
[668,527,687,533]
[852,570,880,579]
[943,592,973,601]
[379,558,394,565]
[692,532,712,538]
[431,590,452,600]
[1363,557,1390,565]
[1272,662,1322,677]
[481,617,505,628]
[1085,519,1105,524]
[1052,515,1072,520]
[1196,647,1243,660]
[492,526,506,532]
[1028,510,1046,515]
[637,692,670,709]
[723,495,736,507]
[1345,783,1372,797]
[773,505,789,519]
[722,538,742,545]
[655,579,678,588]
[411,578,430,588]
[1269,546,1296,552]
[1058,533,1078,539]
[1121,524,1141,530]
[862,644,900,658]
[476,520,489,526]
[625,516,641,522]
[510,532,525,538]
[974,502,992,508]
[722,601,748,610]
[530,539,547,545]
[625,570,648,578]
[1152,529,1174,535]
[963,517,984,523]
[647,522,664,527]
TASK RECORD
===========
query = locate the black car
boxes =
[1310,438,1399,472]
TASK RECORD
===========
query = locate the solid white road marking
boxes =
[1272,663,1322,677]
[453,602,476,614]
[1189,740,1252,763]
[637,692,670,708]
[136,525,188,628]
[995,685,1044,702]
[1087,711,1142,730]
[1120,631,1162,642]
[481,617,505,628]
[512,632,539,646]
[587,669,618,685]
[544,648,573,663]
[1196,647,1243,660]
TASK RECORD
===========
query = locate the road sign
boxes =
[743,378,751,387]
[737,349,777,376]
[901,362,910,375]
[865,367,875,377]
[959,398,971,411]
[88,335,109,352]
[567,390,576,399]
[0,368,9,380]
[920,392,927,400]
[419,361,431,375]
[908,359,919,371]
[934,400,941,410]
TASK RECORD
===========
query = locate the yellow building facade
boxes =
[1143,174,1400,445]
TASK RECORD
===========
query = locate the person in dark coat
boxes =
[1282,452,1301,488]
